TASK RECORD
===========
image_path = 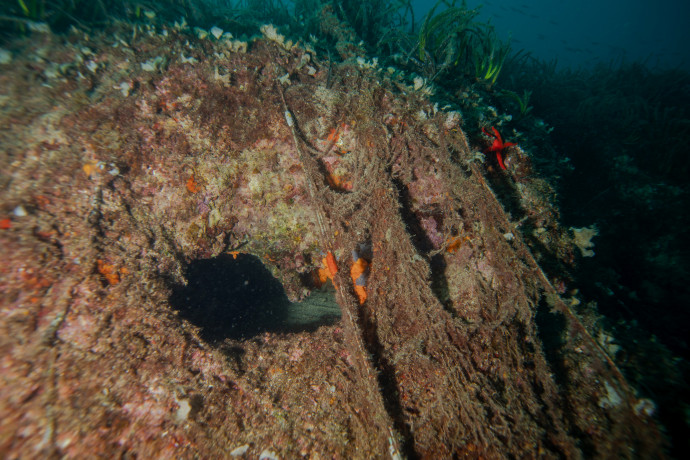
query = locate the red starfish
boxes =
[482,126,516,170]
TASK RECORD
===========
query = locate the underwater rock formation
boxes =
[0,23,664,458]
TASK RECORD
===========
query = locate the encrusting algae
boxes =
[0,9,667,460]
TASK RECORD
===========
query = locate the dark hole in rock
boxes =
[535,296,569,389]
[169,253,341,342]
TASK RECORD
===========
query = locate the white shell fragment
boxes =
[284,110,294,127]
[173,399,191,422]
[116,81,132,97]
[141,56,164,72]
[85,60,98,73]
[0,49,11,65]
[210,26,223,40]
[259,450,279,460]
[194,27,208,40]
[230,445,249,456]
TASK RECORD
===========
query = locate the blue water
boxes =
[413,0,690,69]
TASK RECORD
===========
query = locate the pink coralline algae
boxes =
[0,19,664,460]
[420,216,445,248]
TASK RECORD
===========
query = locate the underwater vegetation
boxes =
[502,57,690,179]
[500,55,690,457]
[2,0,510,91]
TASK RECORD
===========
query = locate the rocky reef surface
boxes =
[0,23,664,458]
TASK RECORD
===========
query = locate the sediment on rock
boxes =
[0,24,664,458]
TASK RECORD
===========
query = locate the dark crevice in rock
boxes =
[169,253,340,342]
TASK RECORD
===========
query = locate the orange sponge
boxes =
[350,257,369,304]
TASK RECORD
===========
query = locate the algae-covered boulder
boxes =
[0,23,664,458]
